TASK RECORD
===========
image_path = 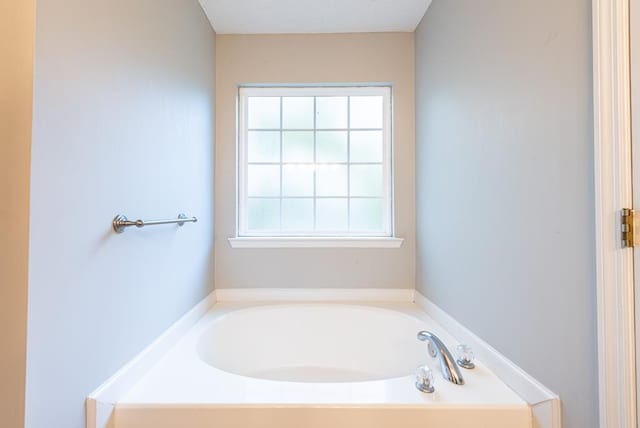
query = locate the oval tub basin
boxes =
[197,304,426,382]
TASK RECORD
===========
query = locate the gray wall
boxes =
[0,1,34,427]
[415,1,596,428]
[25,2,215,427]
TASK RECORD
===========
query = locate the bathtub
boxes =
[198,304,430,382]
[114,302,531,428]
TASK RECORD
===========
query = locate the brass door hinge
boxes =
[622,208,636,248]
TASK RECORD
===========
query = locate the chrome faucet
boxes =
[417,331,465,385]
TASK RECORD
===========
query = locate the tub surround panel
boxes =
[26,2,216,428]
[414,1,595,427]
[214,33,415,290]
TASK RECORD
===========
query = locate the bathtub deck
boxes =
[115,302,531,428]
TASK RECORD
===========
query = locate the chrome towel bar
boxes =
[112,213,197,233]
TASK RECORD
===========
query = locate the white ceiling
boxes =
[198,0,433,34]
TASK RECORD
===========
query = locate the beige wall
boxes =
[0,1,35,427]
[215,33,415,289]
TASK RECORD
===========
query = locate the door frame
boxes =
[593,0,637,426]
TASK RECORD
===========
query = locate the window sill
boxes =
[228,237,404,249]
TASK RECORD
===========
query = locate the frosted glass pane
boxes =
[282,198,314,231]
[248,97,280,129]
[282,165,314,196]
[283,97,314,129]
[283,131,314,163]
[350,199,384,231]
[350,165,383,197]
[316,199,348,231]
[316,97,348,129]
[247,198,280,231]
[316,165,348,196]
[248,165,280,196]
[248,131,280,163]
[350,131,383,162]
[350,96,383,129]
[316,131,347,162]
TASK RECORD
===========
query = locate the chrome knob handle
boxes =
[456,344,475,369]
[415,365,435,393]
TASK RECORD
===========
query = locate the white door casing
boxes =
[630,0,640,424]
[593,0,637,427]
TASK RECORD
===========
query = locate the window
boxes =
[237,86,393,239]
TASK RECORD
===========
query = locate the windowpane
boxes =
[283,131,314,163]
[248,97,280,129]
[316,97,348,129]
[247,198,280,231]
[350,96,383,129]
[316,199,348,231]
[283,97,314,129]
[282,198,314,231]
[350,131,383,163]
[248,165,280,196]
[350,165,383,197]
[248,131,280,163]
[350,199,384,231]
[316,131,347,163]
[316,165,348,196]
[240,86,391,237]
[282,165,314,196]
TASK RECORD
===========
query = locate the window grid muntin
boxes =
[278,97,283,230]
[239,86,392,237]
[347,96,352,230]
[313,97,317,230]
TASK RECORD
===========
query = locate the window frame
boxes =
[236,85,394,238]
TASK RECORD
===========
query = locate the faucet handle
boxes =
[456,344,475,369]
[415,365,435,393]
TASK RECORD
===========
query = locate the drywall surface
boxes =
[215,33,415,289]
[25,1,215,427]
[0,2,35,427]
[415,1,595,427]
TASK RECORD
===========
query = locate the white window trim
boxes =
[228,237,404,249]
[235,85,398,247]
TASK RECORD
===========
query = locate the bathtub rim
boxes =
[86,288,560,428]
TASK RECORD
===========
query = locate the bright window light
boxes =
[237,85,393,237]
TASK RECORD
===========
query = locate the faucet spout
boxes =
[417,331,465,385]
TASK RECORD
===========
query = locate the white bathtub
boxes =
[115,302,532,428]
[197,304,427,382]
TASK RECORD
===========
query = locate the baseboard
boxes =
[86,291,217,428]
[414,291,561,428]
[214,288,415,302]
